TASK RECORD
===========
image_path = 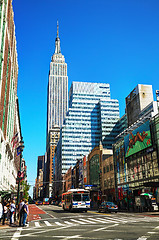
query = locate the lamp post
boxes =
[16,138,25,206]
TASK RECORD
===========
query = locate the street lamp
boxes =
[16,138,25,205]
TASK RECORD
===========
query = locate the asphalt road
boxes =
[1,205,159,240]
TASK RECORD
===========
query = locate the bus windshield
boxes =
[83,194,89,201]
[73,194,81,201]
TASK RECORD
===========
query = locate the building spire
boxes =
[57,20,59,38]
[55,20,61,54]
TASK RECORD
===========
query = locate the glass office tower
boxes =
[56,81,119,176]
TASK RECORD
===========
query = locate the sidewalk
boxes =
[0,204,46,229]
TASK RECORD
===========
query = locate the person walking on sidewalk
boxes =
[22,200,28,227]
[10,200,16,226]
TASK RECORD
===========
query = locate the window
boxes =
[73,194,81,201]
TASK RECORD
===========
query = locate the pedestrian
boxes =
[2,202,8,225]
[26,202,29,224]
[0,201,2,223]
[7,200,11,222]
[10,200,16,226]
[19,199,25,227]
[22,200,28,227]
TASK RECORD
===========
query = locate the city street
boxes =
[1,205,159,240]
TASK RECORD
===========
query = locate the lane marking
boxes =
[15,224,74,237]
[137,237,148,240]
[93,223,119,232]
[65,234,81,239]
[11,227,22,240]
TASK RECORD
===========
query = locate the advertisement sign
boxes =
[124,121,152,158]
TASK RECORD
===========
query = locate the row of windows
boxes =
[103,164,113,173]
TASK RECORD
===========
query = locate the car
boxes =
[43,201,49,205]
[98,201,118,213]
[28,199,35,204]
[36,201,43,205]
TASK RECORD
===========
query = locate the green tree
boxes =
[21,181,30,200]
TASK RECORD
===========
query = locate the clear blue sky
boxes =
[12,0,159,196]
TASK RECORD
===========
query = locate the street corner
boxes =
[0,224,10,229]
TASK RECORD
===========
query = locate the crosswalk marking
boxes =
[70,219,86,224]
[30,215,159,229]
[44,221,52,226]
[87,217,114,224]
[35,222,40,227]
[78,218,96,224]
[104,216,127,223]
[64,221,74,225]
[55,222,64,226]
[97,217,120,223]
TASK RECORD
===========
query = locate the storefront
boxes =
[113,119,159,210]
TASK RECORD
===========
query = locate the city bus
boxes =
[62,189,90,212]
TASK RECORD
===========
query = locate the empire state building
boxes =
[46,22,68,197]
[47,22,68,133]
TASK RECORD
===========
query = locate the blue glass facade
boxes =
[56,82,120,176]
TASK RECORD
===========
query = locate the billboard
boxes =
[124,121,152,158]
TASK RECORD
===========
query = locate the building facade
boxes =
[126,84,154,127]
[0,0,23,199]
[45,22,68,197]
[37,155,44,178]
[113,84,159,210]
[56,81,119,181]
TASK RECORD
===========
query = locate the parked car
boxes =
[43,201,49,205]
[98,201,118,213]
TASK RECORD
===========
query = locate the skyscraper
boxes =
[55,82,120,180]
[47,22,68,133]
[45,22,68,197]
